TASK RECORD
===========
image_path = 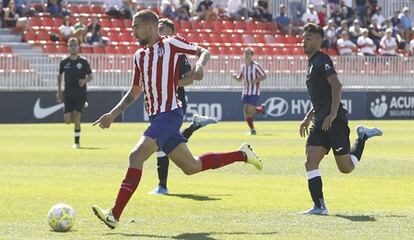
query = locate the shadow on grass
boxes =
[78,147,106,150]
[333,214,376,222]
[104,231,279,239]
[166,194,232,201]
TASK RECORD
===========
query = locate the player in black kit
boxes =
[149,18,218,195]
[57,37,92,149]
[299,23,383,215]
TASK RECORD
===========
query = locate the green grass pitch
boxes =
[0,121,413,239]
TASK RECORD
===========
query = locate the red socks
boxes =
[246,117,254,130]
[112,168,142,221]
[199,151,246,171]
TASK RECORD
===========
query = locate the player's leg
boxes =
[63,95,73,124]
[181,114,218,139]
[149,151,170,195]
[92,136,158,228]
[300,124,329,215]
[72,111,81,148]
[168,141,262,175]
[245,104,256,135]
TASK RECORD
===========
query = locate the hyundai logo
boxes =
[264,97,289,117]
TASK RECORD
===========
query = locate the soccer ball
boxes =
[47,203,76,232]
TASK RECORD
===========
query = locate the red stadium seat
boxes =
[221,33,233,43]
[56,45,67,54]
[80,47,93,54]
[264,34,276,44]
[117,46,129,55]
[190,21,203,31]
[272,47,284,55]
[91,5,104,14]
[29,17,42,27]
[79,5,92,14]
[100,18,112,28]
[23,31,36,42]
[92,46,105,54]
[285,35,298,44]
[232,33,243,43]
[234,20,246,31]
[222,20,235,30]
[275,35,287,44]
[242,34,254,44]
[41,16,54,27]
[43,45,58,53]
[254,34,266,44]
[105,45,118,54]
[246,21,255,33]
[67,5,79,14]
[179,20,191,30]
[201,20,214,30]
[36,32,50,42]
[124,19,132,28]
[208,46,220,55]
[53,17,63,27]
[0,45,12,53]
[213,20,223,32]
[112,19,124,28]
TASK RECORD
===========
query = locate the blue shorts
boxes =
[144,108,188,155]
[241,94,260,106]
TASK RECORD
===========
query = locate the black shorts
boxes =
[306,116,350,155]
[64,92,86,113]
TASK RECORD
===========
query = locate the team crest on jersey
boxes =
[64,63,71,69]
[157,46,165,56]
[76,63,83,69]
[325,63,331,70]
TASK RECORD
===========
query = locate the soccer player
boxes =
[56,37,92,149]
[149,18,218,195]
[91,10,263,229]
[232,48,266,135]
[299,23,383,215]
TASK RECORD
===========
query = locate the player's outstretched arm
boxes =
[93,85,142,129]
[192,46,210,81]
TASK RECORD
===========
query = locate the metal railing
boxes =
[1,53,413,91]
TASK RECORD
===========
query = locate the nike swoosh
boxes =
[335,147,343,152]
[33,98,64,119]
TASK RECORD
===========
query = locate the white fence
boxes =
[1,53,413,91]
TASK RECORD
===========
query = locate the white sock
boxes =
[307,169,321,180]
[350,154,359,167]
[156,151,166,158]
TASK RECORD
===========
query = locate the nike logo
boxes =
[33,98,64,119]
[335,147,343,152]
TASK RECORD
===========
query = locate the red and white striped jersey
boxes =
[237,61,266,96]
[132,36,197,116]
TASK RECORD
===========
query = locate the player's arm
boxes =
[79,61,93,87]
[192,46,210,81]
[322,74,342,131]
[178,72,194,87]
[93,86,142,129]
[299,106,314,137]
[57,73,63,103]
[253,64,267,84]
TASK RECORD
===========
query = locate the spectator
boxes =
[379,28,398,56]
[59,15,75,41]
[368,17,383,47]
[47,0,62,17]
[410,38,414,56]
[161,0,176,19]
[330,4,345,27]
[104,0,128,18]
[336,19,348,36]
[361,6,372,27]
[355,0,367,23]
[3,0,27,30]
[336,31,356,55]
[390,10,401,29]
[227,0,248,20]
[274,3,291,34]
[87,15,101,45]
[399,7,412,41]
[175,0,192,20]
[13,0,27,17]
[357,28,376,56]
[301,4,319,25]
[371,6,384,27]
[73,15,88,44]
[323,19,337,49]
[251,0,272,22]
[349,19,362,43]
[196,0,216,21]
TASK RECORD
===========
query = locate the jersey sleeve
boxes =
[238,65,244,78]
[132,54,142,87]
[169,36,198,55]
[83,59,92,75]
[254,63,266,77]
[59,60,64,74]
[319,55,337,79]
